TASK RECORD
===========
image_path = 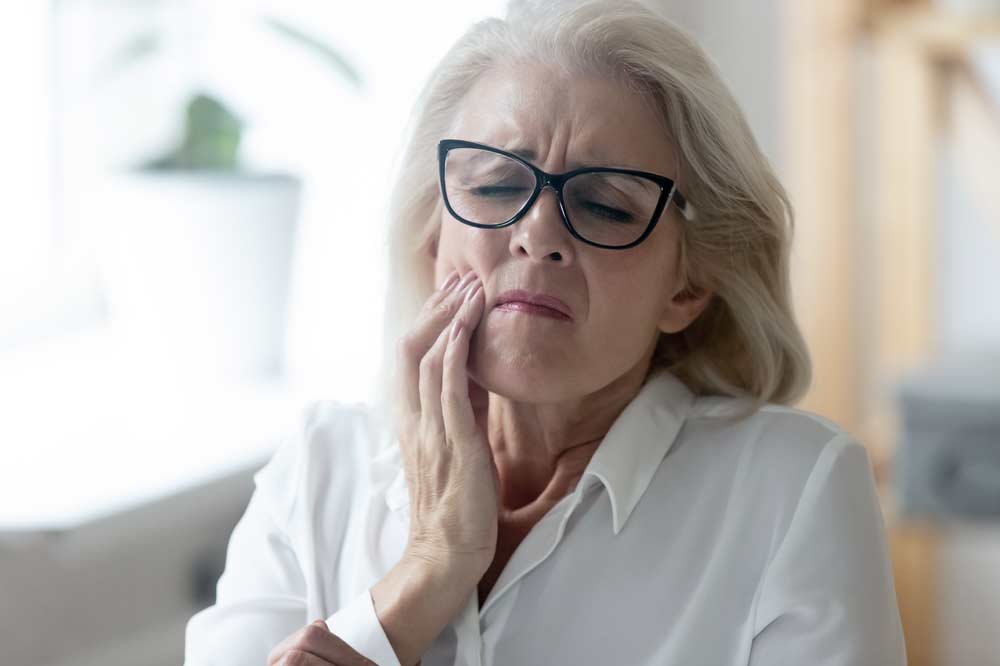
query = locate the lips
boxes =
[494,289,572,320]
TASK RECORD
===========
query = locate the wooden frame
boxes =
[785,2,1000,664]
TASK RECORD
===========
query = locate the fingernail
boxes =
[457,271,477,291]
[464,282,481,303]
[439,270,459,291]
[458,278,475,296]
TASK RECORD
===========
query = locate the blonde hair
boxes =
[371,0,811,430]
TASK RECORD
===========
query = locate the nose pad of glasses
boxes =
[521,185,562,222]
[534,182,561,207]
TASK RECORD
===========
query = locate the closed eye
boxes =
[470,185,531,198]
[582,201,637,223]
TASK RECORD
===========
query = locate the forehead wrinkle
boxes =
[500,139,652,172]
[450,68,673,175]
[453,117,667,174]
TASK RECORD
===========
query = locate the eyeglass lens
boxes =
[443,147,662,247]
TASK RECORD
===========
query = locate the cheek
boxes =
[587,260,674,335]
[433,220,467,276]
[590,286,660,335]
[436,220,504,271]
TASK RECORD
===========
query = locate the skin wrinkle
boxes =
[430,63,713,601]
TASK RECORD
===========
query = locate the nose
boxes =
[507,184,575,264]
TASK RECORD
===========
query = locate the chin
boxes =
[468,335,578,403]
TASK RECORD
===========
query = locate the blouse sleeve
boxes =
[183,402,401,666]
[324,588,404,666]
[748,433,908,666]
[182,403,313,665]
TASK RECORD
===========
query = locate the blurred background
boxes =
[0,0,997,664]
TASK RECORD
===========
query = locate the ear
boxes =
[657,282,713,335]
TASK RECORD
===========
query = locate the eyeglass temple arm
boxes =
[673,190,687,211]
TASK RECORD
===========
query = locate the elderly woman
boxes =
[185,1,906,665]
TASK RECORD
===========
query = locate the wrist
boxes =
[402,545,491,583]
[370,554,479,666]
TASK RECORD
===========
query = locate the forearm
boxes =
[370,554,481,666]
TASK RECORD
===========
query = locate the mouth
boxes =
[492,288,573,321]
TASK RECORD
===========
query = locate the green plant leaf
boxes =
[93,30,162,89]
[260,16,364,91]
[144,93,243,170]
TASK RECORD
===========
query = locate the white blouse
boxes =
[183,368,907,666]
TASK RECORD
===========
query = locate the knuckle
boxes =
[420,420,444,442]
[283,649,308,666]
[419,352,442,375]
[303,624,326,643]
[398,334,420,360]
[423,288,447,308]
[422,421,445,443]
[431,298,454,319]
[432,422,447,441]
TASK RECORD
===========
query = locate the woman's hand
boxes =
[395,268,498,576]
[267,620,377,666]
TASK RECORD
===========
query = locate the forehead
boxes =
[447,63,676,173]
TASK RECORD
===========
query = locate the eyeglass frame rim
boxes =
[436,138,688,251]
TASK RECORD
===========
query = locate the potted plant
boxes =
[87,12,362,385]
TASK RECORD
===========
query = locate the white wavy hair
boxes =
[370,0,811,430]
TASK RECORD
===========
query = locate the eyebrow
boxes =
[506,145,538,161]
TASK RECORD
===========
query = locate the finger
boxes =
[418,278,480,442]
[275,622,379,666]
[268,624,308,665]
[395,269,460,413]
[268,621,322,665]
[417,316,452,443]
[275,648,328,666]
[276,648,344,666]
[398,270,478,418]
[441,281,485,446]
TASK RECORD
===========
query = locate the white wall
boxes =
[651,0,784,170]
[938,48,1000,353]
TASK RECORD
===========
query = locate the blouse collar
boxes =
[382,367,695,536]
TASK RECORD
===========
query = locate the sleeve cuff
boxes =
[325,587,403,666]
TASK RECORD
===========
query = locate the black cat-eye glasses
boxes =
[438,138,687,250]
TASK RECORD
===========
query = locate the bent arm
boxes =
[184,485,310,664]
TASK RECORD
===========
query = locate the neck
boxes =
[485,357,652,514]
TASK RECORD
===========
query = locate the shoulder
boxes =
[682,395,861,475]
[674,396,871,530]
[252,399,388,524]
[294,399,388,468]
